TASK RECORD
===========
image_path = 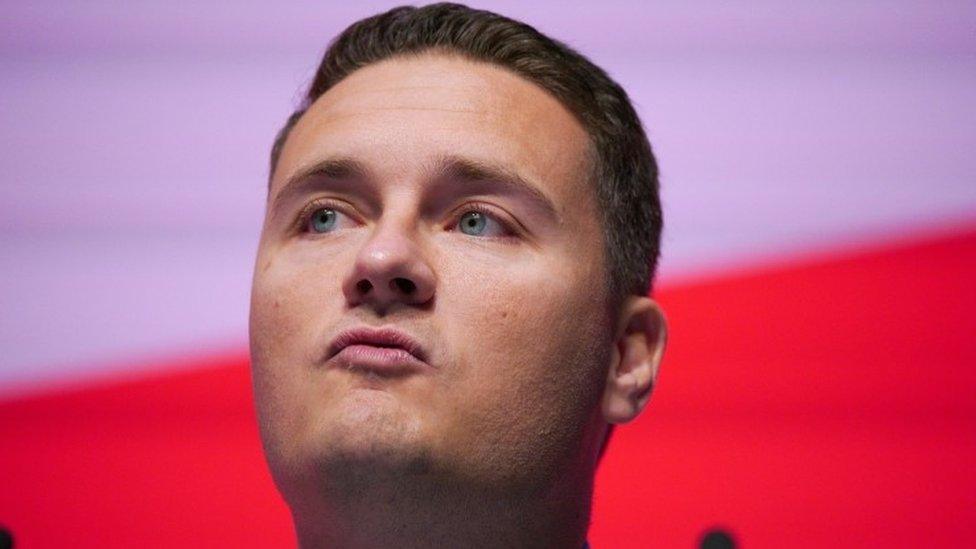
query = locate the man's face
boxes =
[250,53,614,499]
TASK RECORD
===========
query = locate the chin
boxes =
[308,387,433,468]
[266,386,440,509]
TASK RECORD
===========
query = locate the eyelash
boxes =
[294,198,353,234]
[292,198,519,239]
[446,202,518,239]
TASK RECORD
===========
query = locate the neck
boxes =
[290,454,592,549]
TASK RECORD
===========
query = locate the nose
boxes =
[341,223,436,311]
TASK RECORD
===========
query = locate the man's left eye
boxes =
[455,211,508,237]
[301,205,356,234]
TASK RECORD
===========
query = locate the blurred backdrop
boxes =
[1,1,974,547]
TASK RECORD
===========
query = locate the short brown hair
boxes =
[269,2,662,301]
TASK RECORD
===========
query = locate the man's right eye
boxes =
[309,208,339,233]
[300,204,355,234]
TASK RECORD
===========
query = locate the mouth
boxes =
[326,326,431,377]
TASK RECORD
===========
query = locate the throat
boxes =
[291,455,590,549]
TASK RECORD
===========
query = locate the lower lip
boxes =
[331,344,429,376]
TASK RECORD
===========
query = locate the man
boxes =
[249,3,666,547]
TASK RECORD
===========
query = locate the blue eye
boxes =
[458,211,488,235]
[309,208,338,233]
[456,210,510,237]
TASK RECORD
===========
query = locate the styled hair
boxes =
[269,2,663,302]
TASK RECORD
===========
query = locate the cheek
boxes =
[249,247,346,446]
[439,236,608,370]
[435,252,611,470]
[250,254,330,369]
[251,240,353,352]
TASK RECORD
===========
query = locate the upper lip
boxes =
[326,326,428,363]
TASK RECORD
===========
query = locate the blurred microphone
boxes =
[699,527,735,549]
[0,526,12,549]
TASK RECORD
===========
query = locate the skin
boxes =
[249,52,667,549]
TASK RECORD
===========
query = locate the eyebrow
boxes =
[430,155,561,223]
[270,157,373,218]
[270,154,560,223]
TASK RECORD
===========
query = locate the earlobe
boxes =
[602,296,667,424]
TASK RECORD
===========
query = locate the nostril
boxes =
[356,279,373,294]
[391,277,416,294]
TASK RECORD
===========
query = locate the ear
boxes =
[602,296,667,424]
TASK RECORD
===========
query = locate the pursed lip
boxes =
[325,326,431,376]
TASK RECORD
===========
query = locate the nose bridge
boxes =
[343,202,436,308]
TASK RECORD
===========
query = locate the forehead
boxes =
[273,52,594,205]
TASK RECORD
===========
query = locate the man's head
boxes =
[249,3,666,545]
